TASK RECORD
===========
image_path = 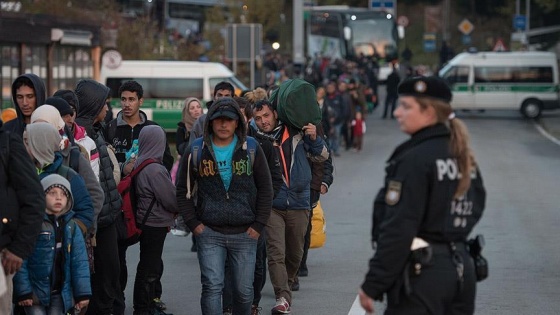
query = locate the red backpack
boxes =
[117,158,158,246]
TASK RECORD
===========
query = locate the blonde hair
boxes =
[244,87,268,105]
[416,97,475,198]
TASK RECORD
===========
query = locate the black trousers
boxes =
[133,226,168,313]
[86,222,121,315]
[383,95,398,118]
[385,244,476,315]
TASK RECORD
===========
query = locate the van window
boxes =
[474,66,553,83]
[209,77,247,95]
[106,78,204,99]
[441,66,469,85]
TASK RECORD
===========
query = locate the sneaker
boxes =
[153,298,167,311]
[251,305,262,315]
[271,297,291,314]
[298,266,308,277]
[171,228,189,236]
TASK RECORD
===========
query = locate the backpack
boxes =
[186,136,257,199]
[117,158,158,246]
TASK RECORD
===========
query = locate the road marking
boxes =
[348,295,366,315]
[534,121,560,146]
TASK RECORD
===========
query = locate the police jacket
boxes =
[362,123,486,300]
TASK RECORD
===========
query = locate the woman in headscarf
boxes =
[175,97,203,156]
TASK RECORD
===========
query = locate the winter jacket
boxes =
[134,125,178,227]
[104,110,174,172]
[73,122,100,178]
[176,121,189,156]
[75,79,122,228]
[13,212,91,311]
[60,143,103,234]
[39,153,94,233]
[247,121,283,198]
[0,121,45,259]
[4,74,46,136]
[176,99,273,235]
[269,125,329,211]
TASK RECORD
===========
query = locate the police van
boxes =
[100,60,248,131]
[439,51,560,118]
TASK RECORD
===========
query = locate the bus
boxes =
[100,60,248,132]
[439,51,560,118]
[306,6,398,81]
[164,0,226,38]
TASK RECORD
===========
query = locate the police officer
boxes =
[359,76,486,314]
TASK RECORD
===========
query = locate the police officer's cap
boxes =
[397,76,452,103]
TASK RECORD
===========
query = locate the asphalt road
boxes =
[121,101,560,315]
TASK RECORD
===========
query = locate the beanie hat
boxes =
[46,96,74,117]
[53,89,80,112]
[41,174,74,213]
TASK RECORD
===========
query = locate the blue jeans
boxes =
[197,227,257,315]
[24,294,64,315]
[330,123,342,154]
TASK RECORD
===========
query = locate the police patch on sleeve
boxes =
[385,180,402,206]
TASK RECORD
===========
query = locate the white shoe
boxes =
[171,229,189,236]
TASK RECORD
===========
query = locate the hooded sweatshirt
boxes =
[5,74,47,136]
[133,125,177,227]
[176,97,273,235]
[14,174,91,311]
[26,122,94,232]
[75,79,122,228]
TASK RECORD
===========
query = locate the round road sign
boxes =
[397,16,409,27]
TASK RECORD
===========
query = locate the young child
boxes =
[352,111,366,152]
[13,174,91,314]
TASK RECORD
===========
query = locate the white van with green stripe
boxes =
[100,60,248,131]
[439,51,560,118]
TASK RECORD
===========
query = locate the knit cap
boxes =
[41,174,74,214]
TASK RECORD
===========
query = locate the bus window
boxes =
[441,66,469,85]
[150,78,203,99]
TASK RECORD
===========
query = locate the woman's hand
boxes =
[18,299,33,307]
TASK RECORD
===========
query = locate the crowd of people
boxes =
[0,61,486,315]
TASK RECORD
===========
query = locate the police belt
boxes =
[402,241,466,297]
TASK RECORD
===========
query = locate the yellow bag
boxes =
[310,201,326,249]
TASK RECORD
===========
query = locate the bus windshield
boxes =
[348,18,397,59]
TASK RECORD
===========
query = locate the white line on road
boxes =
[534,121,560,146]
[348,295,366,315]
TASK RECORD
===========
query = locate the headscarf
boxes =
[182,97,202,132]
[30,105,69,150]
[25,122,62,168]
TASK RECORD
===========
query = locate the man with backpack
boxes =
[0,120,45,314]
[176,97,273,315]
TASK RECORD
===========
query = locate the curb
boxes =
[534,120,560,146]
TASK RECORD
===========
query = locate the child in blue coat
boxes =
[14,174,91,314]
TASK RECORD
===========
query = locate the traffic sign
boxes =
[513,15,526,31]
[423,33,436,53]
[370,0,396,15]
[397,15,409,27]
[458,19,474,35]
[493,38,507,51]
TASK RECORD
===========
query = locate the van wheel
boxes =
[520,99,542,119]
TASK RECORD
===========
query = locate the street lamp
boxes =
[272,42,280,50]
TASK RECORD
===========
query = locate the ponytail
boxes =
[416,97,475,198]
[448,117,473,198]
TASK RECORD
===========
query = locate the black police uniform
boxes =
[362,123,486,315]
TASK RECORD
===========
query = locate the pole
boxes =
[293,0,304,70]
[516,0,520,16]
[525,0,530,33]
[250,24,255,89]
[232,24,237,75]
